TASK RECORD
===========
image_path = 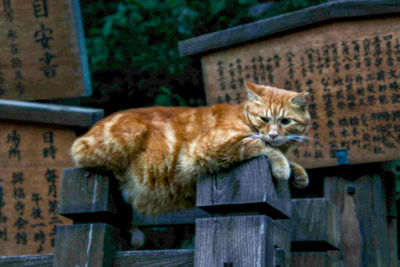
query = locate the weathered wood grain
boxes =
[0,254,53,267]
[112,249,194,267]
[273,220,291,267]
[59,168,114,215]
[324,176,396,267]
[197,156,291,218]
[54,223,114,267]
[179,1,400,56]
[0,99,103,127]
[133,208,209,227]
[194,215,290,267]
[291,198,340,251]
[291,252,344,267]
[0,249,195,267]
[59,168,132,228]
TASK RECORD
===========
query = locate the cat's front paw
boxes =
[292,170,309,188]
[271,160,291,181]
[290,162,309,188]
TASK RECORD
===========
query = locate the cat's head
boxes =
[243,80,311,147]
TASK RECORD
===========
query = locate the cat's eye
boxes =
[260,117,270,123]
[280,118,292,125]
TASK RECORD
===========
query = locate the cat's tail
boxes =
[70,135,115,169]
[70,114,148,174]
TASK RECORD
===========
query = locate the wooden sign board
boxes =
[0,121,74,256]
[0,0,91,100]
[201,16,400,168]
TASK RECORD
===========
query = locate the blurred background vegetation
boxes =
[79,0,327,115]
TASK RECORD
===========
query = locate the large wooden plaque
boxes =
[0,121,74,255]
[0,0,91,100]
[202,17,400,168]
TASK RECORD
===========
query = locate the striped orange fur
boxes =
[71,81,310,216]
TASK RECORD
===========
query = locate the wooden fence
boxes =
[0,156,345,266]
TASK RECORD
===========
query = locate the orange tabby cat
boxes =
[71,81,310,216]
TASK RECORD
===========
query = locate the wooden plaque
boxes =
[201,16,400,168]
[0,0,91,100]
[0,121,74,256]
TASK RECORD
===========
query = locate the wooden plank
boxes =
[196,156,291,219]
[59,168,132,228]
[53,223,114,267]
[0,0,91,100]
[132,208,209,227]
[179,1,400,56]
[194,215,289,267]
[324,176,395,267]
[112,249,194,267]
[0,249,194,267]
[0,254,53,267]
[291,198,340,251]
[291,252,344,267]
[199,15,400,168]
[0,121,75,256]
[0,100,104,127]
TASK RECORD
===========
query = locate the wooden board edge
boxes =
[178,0,400,56]
[0,249,194,267]
[0,99,104,127]
[71,0,93,97]
[112,249,194,267]
[0,254,53,266]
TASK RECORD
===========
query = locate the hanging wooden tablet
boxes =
[183,14,400,168]
[0,100,103,256]
[0,0,91,100]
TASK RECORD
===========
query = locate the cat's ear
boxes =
[244,80,262,103]
[290,92,309,108]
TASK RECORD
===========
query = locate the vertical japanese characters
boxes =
[0,125,71,255]
[0,0,89,100]
[2,1,26,97]
[33,0,58,79]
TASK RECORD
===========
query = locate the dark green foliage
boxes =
[80,0,327,115]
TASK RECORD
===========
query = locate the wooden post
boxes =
[54,168,131,267]
[58,168,132,227]
[54,223,114,267]
[197,156,291,218]
[195,156,291,266]
[291,198,340,251]
[324,175,397,267]
[289,198,343,266]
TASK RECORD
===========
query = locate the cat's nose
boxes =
[269,133,278,139]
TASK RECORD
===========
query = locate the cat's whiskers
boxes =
[248,134,263,139]
[287,135,318,146]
